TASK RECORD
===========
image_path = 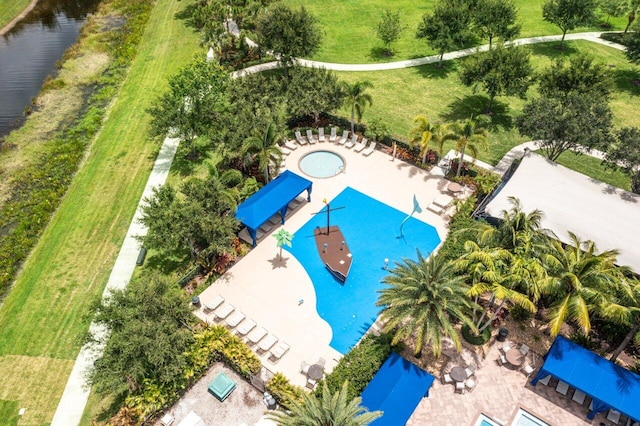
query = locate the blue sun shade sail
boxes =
[361,353,435,425]
[235,170,312,246]
[532,336,640,421]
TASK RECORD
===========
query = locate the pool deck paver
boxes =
[196,143,454,387]
[407,340,614,426]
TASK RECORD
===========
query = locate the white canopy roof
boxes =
[484,150,640,273]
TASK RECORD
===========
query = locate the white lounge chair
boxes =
[337,130,349,145]
[572,389,586,405]
[522,364,535,376]
[295,131,308,145]
[214,303,234,320]
[247,326,267,344]
[442,373,453,384]
[258,334,278,352]
[235,319,256,336]
[607,409,621,424]
[318,127,327,142]
[259,222,273,233]
[556,380,569,395]
[354,137,368,152]
[432,195,450,208]
[345,133,358,149]
[306,129,318,144]
[269,342,290,362]
[538,375,551,386]
[329,126,338,142]
[362,141,376,156]
[202,295,224,312]
[427,202,444,215]
[283,138,298,151]
[225,311,245,328]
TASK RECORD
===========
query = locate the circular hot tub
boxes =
[299,150,345,178]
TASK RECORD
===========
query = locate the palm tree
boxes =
[456,241,536,334]
[376,252,477,357]
[541,232,622,336]
[448,116,489,177]
[267,381,382,426]
[408,116,451,164]
[273,228,293,260]
[598,277,640,362]
[342,81,373,134]
[241,121,283,183]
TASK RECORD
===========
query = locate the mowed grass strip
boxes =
[335,40,640,168]
[0,355,74,426]
[281,0,627,63]
[0,0,199,421]
[0,0,31,29]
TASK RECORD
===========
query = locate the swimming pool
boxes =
[299,150,345,178]
[286,187,441,354]
[473,414,501,426]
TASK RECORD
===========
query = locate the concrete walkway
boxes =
[50,137,179,426]
[238,32,626,74]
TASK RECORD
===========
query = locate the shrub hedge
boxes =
[320,333,393,401]
[266,372,306,409]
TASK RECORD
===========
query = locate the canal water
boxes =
[0,0,101,137]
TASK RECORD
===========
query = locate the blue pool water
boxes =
[299,150,345,178]
[286,187,441,354]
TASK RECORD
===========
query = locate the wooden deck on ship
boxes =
[314,226,352,282]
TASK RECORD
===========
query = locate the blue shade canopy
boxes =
[532,336,640,421]
[361,353,435,425]
[235,171,312,246]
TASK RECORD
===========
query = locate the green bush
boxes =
[266,373,305,409]
[461,324,491,345]
[510,305,533,322]
[435,196,479,263]
[321,333,393,400]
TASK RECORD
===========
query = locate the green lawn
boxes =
[0,0,200,423]
[0,0,31,30]
[554,151,631,191]
[281,0,628,63]
[335,40,640,169]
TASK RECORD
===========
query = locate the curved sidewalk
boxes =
[238,32,626,74]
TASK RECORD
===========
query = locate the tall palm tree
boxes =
[267,381,382,426]
[376,252,477,357]
[241,121,283,183]
[408,116,452,164]
[541,232,622,336]
[448,116,489,177]
[342,81,373,134]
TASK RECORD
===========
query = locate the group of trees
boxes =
[417,0,520,63]
[377,198,640,362]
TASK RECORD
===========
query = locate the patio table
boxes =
[447,182,463,195]
[506,348,524,366]
[450,366,467,382]
[308,364,324,380]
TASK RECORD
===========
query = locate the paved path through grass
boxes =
[235,32,626,75]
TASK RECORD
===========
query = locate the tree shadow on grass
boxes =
[174,3,199,31]
[528,42,578,59]
[440,95,513,130]
[145,251,190,275]
[612,68,640,96]
[367,46,395,62]
[411,60,459,79]
[171,142,212,177]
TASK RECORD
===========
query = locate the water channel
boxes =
[0,0,101,137]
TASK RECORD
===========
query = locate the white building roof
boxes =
[484,150,640,273]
